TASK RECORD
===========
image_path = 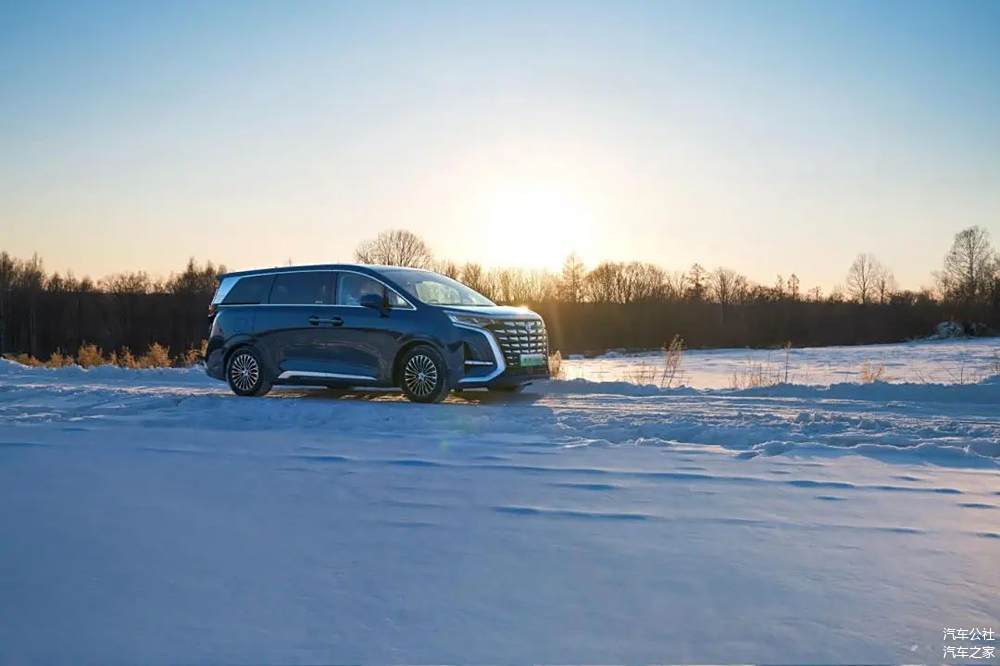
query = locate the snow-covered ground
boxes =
[563,336,1000,388]
[1,340,998,663]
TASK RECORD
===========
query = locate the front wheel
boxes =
[226,347,272,397]
[399,345,449,403]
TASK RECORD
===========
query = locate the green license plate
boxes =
[519,353,546,367]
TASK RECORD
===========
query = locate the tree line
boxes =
[0,256,220,362]
[1,226,998,361]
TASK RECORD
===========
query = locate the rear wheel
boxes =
[399,345,449,403]
[226,347,272,397]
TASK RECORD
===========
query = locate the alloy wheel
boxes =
[403,353,439,398]
[229,352,260,393]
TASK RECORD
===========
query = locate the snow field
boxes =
[0,340,997,662]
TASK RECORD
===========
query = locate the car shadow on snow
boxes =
[272,386,546,406]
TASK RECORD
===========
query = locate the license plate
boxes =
[519,353,546,367]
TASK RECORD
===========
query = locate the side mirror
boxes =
[360,293,387,314]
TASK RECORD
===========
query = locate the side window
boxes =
[223,275,274,304]
[268,272,332,305]
[386,289,409,308]
[336,273,385,306]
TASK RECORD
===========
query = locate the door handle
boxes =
[308,316,343,326]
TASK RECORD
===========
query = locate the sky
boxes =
[2,0,999,291]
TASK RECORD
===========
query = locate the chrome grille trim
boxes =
[456,324,506,384]
[487,318,549,368]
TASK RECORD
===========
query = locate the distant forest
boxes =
[2,226,999,361]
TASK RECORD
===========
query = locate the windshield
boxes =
[382,269,495,307]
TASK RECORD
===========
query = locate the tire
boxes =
[399,345,449,403]
[226,347,272,397]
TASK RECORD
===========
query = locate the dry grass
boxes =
[548,350,564,379]
[729,358,783,390]
[943,359,988,385]
[7,352,44,367]
[623,363,661,386]
[179,340,208,367]
[660,335,685,388]
[46,350,75,368]
[76,343,105,368]
[729,342,797,389]
[138,343,171,368]
[622,335,686,387]
[3,340,207,369]
[859,361,887,384]
[782,341,793,383]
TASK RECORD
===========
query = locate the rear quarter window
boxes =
[222,275,274,304]
[269,272,333,305]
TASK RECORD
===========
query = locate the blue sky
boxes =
[2,0,999,290]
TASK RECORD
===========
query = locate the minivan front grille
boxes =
[488,318,549,369]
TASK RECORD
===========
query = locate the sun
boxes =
[481,181,593,268]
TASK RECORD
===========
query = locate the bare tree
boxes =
[167,258,224,295]
[685,264,708,301]
[710,268,747,310]
[434,260,461,279]
[459,263,492,298]
[354,229,433,269]
[101,271,154,296]
[488,267,554,304]
[584,262,624,303]
[787,273,801,301]
[874,268,897,305]
[624,262,666,302]
[558,253,586,303]
[582,261,666,304]
[663,271,688,301]
[845,253,886,305]
[938,226,996,305]
[0,252,14,354]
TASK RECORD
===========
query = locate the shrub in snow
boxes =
[117,348,137,368]
[548,351,563,379]
[46,350,75,368]
[933,321,965,339]
[76,343,105,368]
[138,343,171,368]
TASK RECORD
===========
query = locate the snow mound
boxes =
[931,321,966,339]
[0,358,212,386]
[737,378,1000,405]
[541,378,697,396]
[545,375,1000,405]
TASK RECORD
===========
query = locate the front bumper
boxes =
[455,319,550,387]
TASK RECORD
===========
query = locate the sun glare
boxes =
[482,182,594,267]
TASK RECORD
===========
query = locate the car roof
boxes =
[218,263,434,279]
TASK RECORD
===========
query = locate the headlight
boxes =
[446,312,496,328]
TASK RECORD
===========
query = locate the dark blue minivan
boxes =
[205,264,549,402]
